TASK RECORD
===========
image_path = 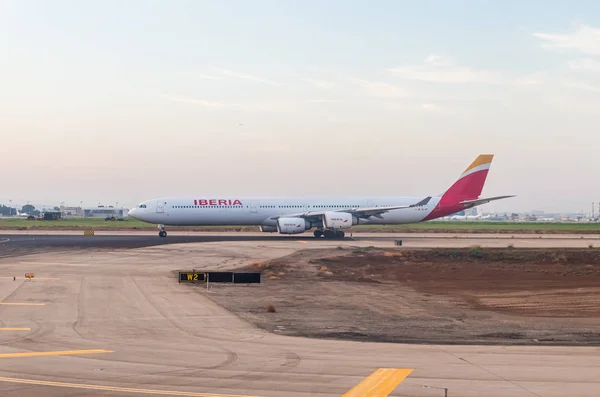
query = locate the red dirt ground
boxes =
[204,247,600,345]
[312,247,600,317]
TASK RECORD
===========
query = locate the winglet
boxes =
[410,196,432,207]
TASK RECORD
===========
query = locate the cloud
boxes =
[513,77,543,86]
[215,69,280,86]
[423,54,453,67]
[307,98,341,103]
[388,54,502,84]
[239,103,295,113]
[568,58,600,71]
[381,102,446,112]
[304,79,335,89]
[161,94,296,113]
[420,103,442,111]
[350,78,409,97]
[198,74,221,80]
[534,24,600,55]
[161,95,226,108]
[512,71,547,86]
[564,81,600,93]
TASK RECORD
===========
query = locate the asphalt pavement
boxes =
[0,234,316,259]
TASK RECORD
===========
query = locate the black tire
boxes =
[314,230,323,238]
[159,231,167,238]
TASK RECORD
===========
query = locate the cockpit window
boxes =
[138,204,147,208]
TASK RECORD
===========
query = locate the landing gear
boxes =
[314,229,345,239]
[158,224,167,238]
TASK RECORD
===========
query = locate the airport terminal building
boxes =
[83,206,129,218]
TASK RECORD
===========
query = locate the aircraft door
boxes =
[249,201,259,213]
[156,200,165,214]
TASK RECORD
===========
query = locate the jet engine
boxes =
[322,212,358,229]
[259,225,278,233]
[276,217,308,234]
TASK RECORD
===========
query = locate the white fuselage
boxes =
[128,196,442,227]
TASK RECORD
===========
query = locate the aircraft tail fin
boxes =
[440,154,494,201]
[424,154,514,221]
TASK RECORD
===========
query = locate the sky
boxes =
[2,0,600,213]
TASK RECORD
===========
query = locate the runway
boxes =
[1,231,599,259]
[1,232,600,396]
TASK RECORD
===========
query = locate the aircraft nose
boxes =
[129,208,138,219]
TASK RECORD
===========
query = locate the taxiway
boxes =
[0,232,599,396]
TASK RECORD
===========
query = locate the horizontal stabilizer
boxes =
[459,195,516,207]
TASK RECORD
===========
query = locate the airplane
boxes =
[128,154,515,238]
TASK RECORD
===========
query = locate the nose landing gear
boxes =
[158,224,167,238]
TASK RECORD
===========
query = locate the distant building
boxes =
[83,206,129,218]
[42,211,62,221]
[60,206,83,217]
[465,207,478,216]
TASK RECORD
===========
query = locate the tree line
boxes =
[0,204,58,217]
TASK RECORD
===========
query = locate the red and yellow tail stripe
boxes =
[459,154,494,178]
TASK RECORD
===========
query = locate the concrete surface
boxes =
[0,233,599,396]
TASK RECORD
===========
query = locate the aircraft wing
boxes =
[346,196,432,219]
[269,197,432,221]
[459,195,516,207]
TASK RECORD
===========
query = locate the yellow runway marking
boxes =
[298,241,307,244]
[343,368,413,397]
[0,349,112,358]
[0,376,263,397]
[0,302,45,306]
[0,328,30,331]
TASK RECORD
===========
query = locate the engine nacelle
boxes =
[259,225,278,233]
[322,212,358,229]
[277,217,308,234]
